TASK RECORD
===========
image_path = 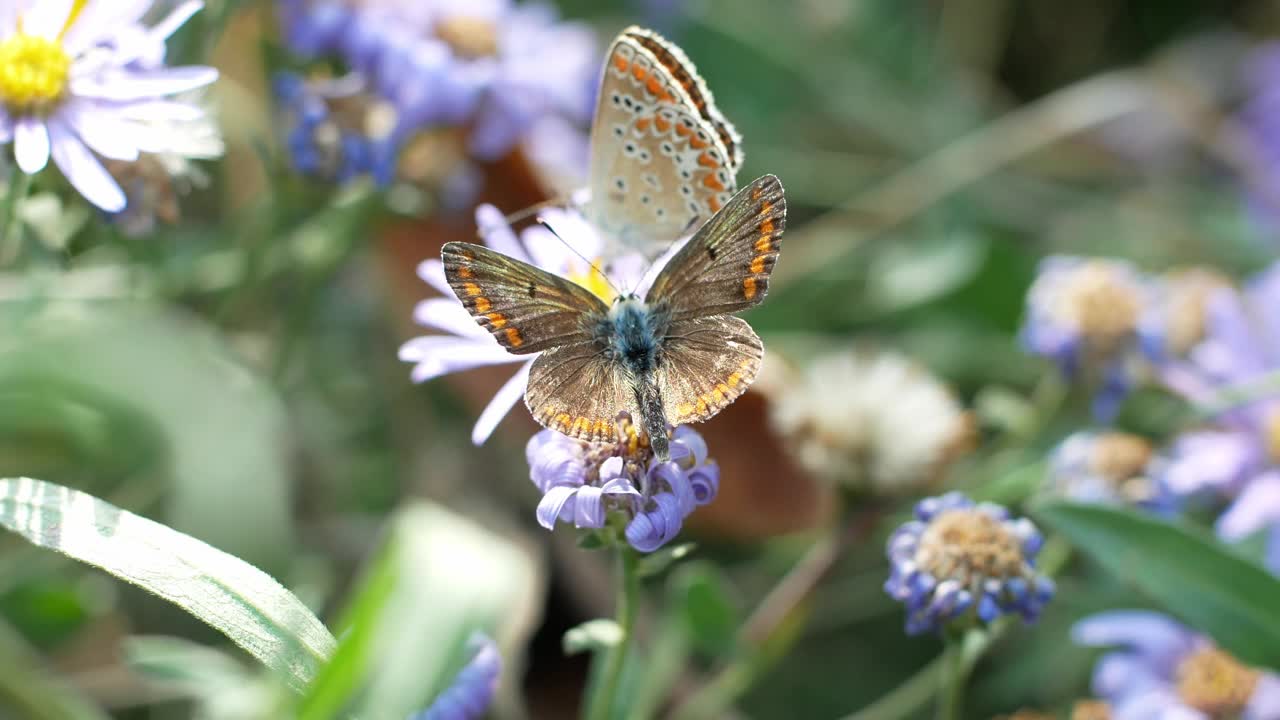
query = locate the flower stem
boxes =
[937,631,968,720]
[586,547,639,720]
[0,167,32,266]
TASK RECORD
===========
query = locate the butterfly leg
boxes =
[634,373,670,463]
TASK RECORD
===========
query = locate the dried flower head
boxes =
[885,493,1054,635]
[767,348,973,496]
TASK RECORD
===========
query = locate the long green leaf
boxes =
[0,477,337,691]
[1036,501,1280,669]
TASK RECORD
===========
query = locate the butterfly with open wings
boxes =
[443,174,785,462]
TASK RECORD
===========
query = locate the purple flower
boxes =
[884,492,1054,635]
[1020,256,1153,420]
[273,72,399,185]
[1149,260,1280,565]
[0,1,218,211]
[398,204,647,444]
[410,633,501,720]
[1046,431,1173,511]
[1074,611,1280,719]
[527,420,718,553]
[277,0,596,169]
[1241,43,1280,231]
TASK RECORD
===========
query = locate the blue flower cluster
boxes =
[885,492,1055,635]
[527,419,719,553]
[274,0,596,185]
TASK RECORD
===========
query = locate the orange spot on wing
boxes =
[463,282,482,297]
[755,236,772,254]
[702,174,726,191]
[474,296,492,313]
[751,186,763,200]
[695,398,708,413]
[505,327,524,347]
[457,266,473,279]
[554,413,572,431]
[613,56,629,73]
[726,372,742,388]
[708,197,721,212]
[697,152,718,168]
[712,386,725,402]
[633,65,648,82]
[635,117,652,133]
[677,403,693,418]
[655,115,671,132]
[761,201,773,214]
[485,312,507,329]
[675,123,691,137]
[760,219,775,233]
[743,277,758,299]
[646,75,663,96]
[750,256,766,274]
[689,134,708,150]
[593,419,611,437]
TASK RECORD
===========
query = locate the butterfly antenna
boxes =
[476,197,570,240]
[536,216,626,299]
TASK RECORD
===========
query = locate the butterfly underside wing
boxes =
[440,242,607,355]
[586,26,743,255]
[525,343,639,444]
[658,315,763,425]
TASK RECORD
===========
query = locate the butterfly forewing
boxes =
[658,315,763,426]
[525,342,636,443]
[441,242,608,355]
[646,174,786,321]
[587,28,739,253]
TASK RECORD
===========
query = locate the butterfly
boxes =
[442,174,785,462]
[583,26,744,256]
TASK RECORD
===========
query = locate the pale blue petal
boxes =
[535,486,577,530]
[470,359,532,445]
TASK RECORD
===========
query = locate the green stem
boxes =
[0,168,32,265]
[937,633,967,720]
[586,547,639,720]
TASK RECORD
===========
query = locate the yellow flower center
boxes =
[1264,410,1280,466]
[915,509,1027,582]
[1052,261,1142,350]
[0,33,72,114]
[567,261,616,304]
[434,16,499,59]
[1176,647,1259,717]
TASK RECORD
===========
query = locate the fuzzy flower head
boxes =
[1074,611,1280,719]
[766,348,973,496]
[1046,431,1171,510]
[0,1,218,211]
[1140,267,1233,361]
[1021,256,1153,419]
[885,492,1054,635]
[398,204,647,444]
[527,416,718,553]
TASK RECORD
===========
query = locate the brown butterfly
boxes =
[442,175,785,461]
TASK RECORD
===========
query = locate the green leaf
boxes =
[1036,501,1280,669]
[0,477,336,692]
[636,542,696,578]
[563,619,624,656]
[670,563,741,659]
[297,502,542,720]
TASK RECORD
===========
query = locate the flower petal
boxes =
[1246,673,1280,720]
[62,0,153,54]
[72,67,219,101]
[417,258,453,296]
[1072,611,1196,673]
[14,117,50,173]
[61,104,139,161]
[0,110,12,143]
[470,359,532,445]
[413,297,488,338]
[535,485,577,530]
[1216,471,1280,540]
[21,0,74,39]
[474,204,531,264]
[48,122,126,211]
[571,485,606,528]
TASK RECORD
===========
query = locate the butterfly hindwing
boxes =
[526,341,636,443]
[658,315,763,426]
[441,242,608,355]
[645,174,786,321]
[587,28,739,253]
